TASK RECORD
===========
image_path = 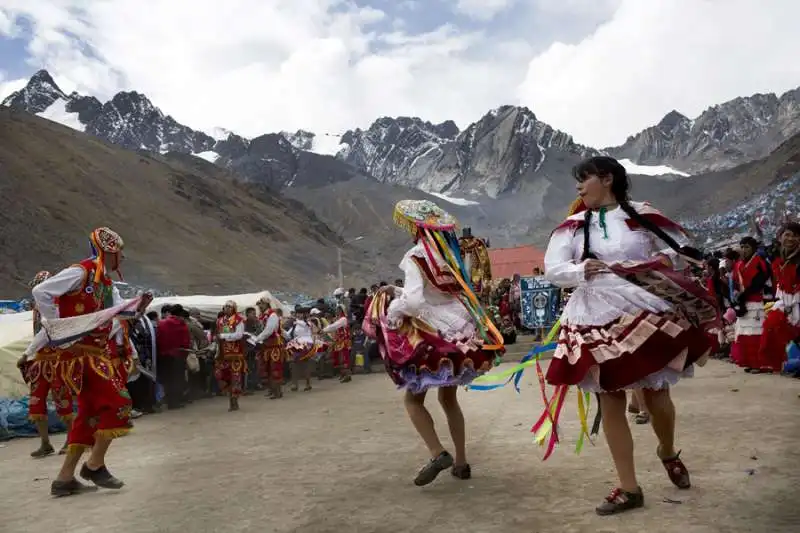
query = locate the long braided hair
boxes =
[575,156,702,261]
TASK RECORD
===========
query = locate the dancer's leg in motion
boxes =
[404,390,445,457]
[405,389,454,486]
[642,387,690,488]
[437,387,466,466]
[632,389,650,424]
[599,391,638,492]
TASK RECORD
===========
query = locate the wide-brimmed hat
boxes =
[393,199,458,236]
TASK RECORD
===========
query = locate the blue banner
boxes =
[519,277,561,330]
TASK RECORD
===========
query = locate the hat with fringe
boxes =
[393,199,458,236]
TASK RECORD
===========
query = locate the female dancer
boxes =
[364,200,503,486]
[541,156,717,515]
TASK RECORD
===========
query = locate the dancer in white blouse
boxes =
[542,156,717,515]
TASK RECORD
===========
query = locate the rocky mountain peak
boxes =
[2,69,68,113]
[657,110,690,132]
[607,87,800,172]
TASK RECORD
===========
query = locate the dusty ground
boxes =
[1,360,799,533]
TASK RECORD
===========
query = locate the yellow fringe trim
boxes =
[67,443,90,454]
[60,414,75,422]
[28,414,49,421]
[94,427,131,440]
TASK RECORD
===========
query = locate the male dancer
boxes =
[215,300,246,411]
[254,298,287,399]
[17,271,74,457]
[25,228,151,496]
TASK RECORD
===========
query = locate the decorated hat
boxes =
[28,270,51,288]
[393,199,458,235]
[89,227,124,284]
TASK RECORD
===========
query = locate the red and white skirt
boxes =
[547,309,712,392]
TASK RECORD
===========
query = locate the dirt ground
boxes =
[1,360,799,533]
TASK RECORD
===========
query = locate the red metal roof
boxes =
[488,244,545,279]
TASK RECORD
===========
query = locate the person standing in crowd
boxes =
[128,314,158,414]
[17,271,74,458]
[731,236,770,372]
[243,306,263,393]
[215,300,247,411]
[185,308,210,399]
[760,223,800,372]
[285,306,316,392]
[322,307,353,383]
[156,305,191,409]
[24,227,151,496]
[254,298,287,399]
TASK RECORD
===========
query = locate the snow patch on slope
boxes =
[194,151,220,163]
[429,192,480,206]
[37,99,85,132]
[618,158,690,177]
[310,134,346,156]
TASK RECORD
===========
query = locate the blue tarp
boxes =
[0,397,68,441]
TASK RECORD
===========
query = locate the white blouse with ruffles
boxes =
[387,242,476,341]
[545,202,690,327]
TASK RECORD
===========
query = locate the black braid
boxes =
[618,200,703,261]
[581,209,596,260]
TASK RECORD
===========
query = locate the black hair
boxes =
[739,236,759,249]
[245,307,256,314]
[574,156,702,262]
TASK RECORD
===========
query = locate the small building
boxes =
[488,245,545,279]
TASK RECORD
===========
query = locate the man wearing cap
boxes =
[26,227,152,497]
[17,271,75,458]
[215,300,246,411]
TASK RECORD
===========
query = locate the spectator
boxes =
[157,304,192,409]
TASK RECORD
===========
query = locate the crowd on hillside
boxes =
[681,172,799,248]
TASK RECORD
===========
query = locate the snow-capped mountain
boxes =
[607,89,800,173]
[1,70,216,154]
[4,69,799,234]
[337,107,596,198]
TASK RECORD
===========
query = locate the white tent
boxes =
[0,312,34,398]
[147,290,290,322]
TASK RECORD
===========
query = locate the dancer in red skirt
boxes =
[759,223,800,371]
[364,199,504,486]
[541,157,717,515]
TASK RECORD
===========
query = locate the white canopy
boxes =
[147,290,291,322]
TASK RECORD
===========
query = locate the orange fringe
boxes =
[67,443,91,454]
[27,414,48,421]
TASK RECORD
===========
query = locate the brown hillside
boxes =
[0,108,367,299]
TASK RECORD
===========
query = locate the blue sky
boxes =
[1,1,798,147]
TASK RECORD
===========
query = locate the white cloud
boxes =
[0,72,26,101]
[518,0,800,147]
[1,0,797,150]
[454,0,516,21]
[0,0,536,137]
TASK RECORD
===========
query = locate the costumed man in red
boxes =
[17,271,74,457]
[730,236,770,372]
[25,227,152,497]
[215,300,247,411]
[759,223,800,371]
[322,305,353,383]
[254,298,287,399]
